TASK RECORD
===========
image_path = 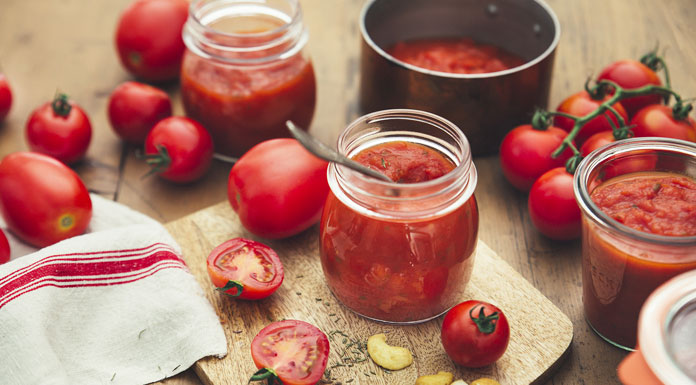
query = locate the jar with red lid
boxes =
[319,109,479,324]
[574,138,696,350]
[181,0,316,156]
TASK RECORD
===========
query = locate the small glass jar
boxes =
[618,269,696,385]
[319,109,479,324]
[574,138,696,351]
[181,0,316,156]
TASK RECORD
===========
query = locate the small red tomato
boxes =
[499,124,573,191]
[441,300,510,368]
[0,152,92,248]
[630,104,696,142]
[0,74,12,122]
[554,91,629,146]
[108,81,172,143]
[26,93,92,164]
[206,238,284,300]
[597,60,662,118]
[0,229,10,264]
[115,0,189,82]
[528,167,581,240]
[250,320,330,385]
[144,116,213,183]
[582,131,658,184]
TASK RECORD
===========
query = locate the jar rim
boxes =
[188,0,301,39]
[574,137,696,246]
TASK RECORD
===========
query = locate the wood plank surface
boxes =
[1,0,696,384]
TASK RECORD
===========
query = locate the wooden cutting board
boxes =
[165,202,573,385]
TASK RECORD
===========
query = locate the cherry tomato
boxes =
[554,91,629,147]
[0,229,10,264]
[440,300,510,368]
[206,238,284,300]
[499,124,573,191]
[26,93,92,164]
[0,152,92,248]
[228,138,329,239]
[250,320,329,385]
[528,167,581,240]
[144,116,213,183]
[581,131,658,186]
[108,81,172,144]
[630,104,696,142]
[579,130,618,157]
[0,74,12,122]
[115,0,188,82]
[597,60,662,118]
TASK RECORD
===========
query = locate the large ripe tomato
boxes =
[440,300,510,368]
[630,104,696,142]
[0,152,92,248]
[554,91,629,146]
[108,81,172,144]
[528,167,581,240]
[144,116,213,183]
[206,238,284,300]
[250,320,329,385]
[115,0,189,82]
[597,60,662,118]
[228,138,329,239]
[26,93,92,164]
[0,74,12,122]
[499,124,573,191]
[0,229,10,264]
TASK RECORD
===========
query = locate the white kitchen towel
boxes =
[0,195,227,385]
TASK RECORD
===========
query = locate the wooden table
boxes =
[1,0,694,384]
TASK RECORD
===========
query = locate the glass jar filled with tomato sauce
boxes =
[320,109,479,324]
[574,138,696,351]
[181,0,316,156]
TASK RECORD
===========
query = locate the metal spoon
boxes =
[286,120,393,182]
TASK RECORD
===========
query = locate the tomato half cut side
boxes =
[250,320,330,385]
[206,238,284,300]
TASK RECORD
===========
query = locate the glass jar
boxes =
[574,138,696,350]
[618,269,696,385]
[319,109,479,324]
[181,0,316,156]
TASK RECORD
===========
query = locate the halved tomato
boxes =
[206,238,284,300]
[250,320,330,385]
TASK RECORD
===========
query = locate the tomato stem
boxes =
[671,99,694,121]
[640,49,672,103]
[216,280,244,298]
[469,305,499,334]
[140,145,171,178]
[249,368,282,385]
[51,92,72,117]
[530,109,552,131]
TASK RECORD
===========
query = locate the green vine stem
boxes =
[641,50,672,103]
[249,368,282,385]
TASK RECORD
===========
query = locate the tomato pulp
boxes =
[387,37,524,74]
[583,172,696,348]
[320,140,478,323]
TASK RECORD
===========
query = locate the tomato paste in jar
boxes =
[387,37,525,74]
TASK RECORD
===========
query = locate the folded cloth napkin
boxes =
[0,195,227,385]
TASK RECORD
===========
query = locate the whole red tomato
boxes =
[499,124,573,191]
[115,0,189,82]
[554,91,629,146]
[0,74,12,122]
[580,130,618,157]
[0,152,92,248]
[528,167,581,240]
[0,229,10,264]
[597,60,662,118]
[144,116,213,183]
[108,81,172,143]
[26,93,92,164]
[630,104,696,142]
[228,138,329,239]
[440,300,510,368]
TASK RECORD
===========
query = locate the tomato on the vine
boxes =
[597,59,662,118]
[0,74,12,122]
[26,93,92,164]
[144,116,213,183]
[580,130,618,157]
[0,152,92,248]
[554,91,629,146]
[630,104,696,142]
[0,229,10,264]
[499,124,573,191]
[228,138,329,239]
[250,320,330,385]
[206,238,284,300]
[528,167,581,240]
[440,300,510,368]
[108,81,172,144]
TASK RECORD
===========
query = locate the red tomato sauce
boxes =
[387,38,525,74]
[319,141,478,322]
[583,172,696,348]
